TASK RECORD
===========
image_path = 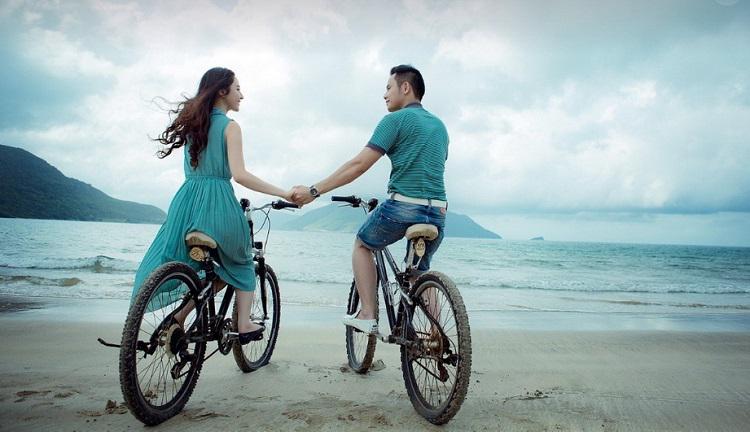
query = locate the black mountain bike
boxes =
[118,199,297,425]
[334,195,472,425]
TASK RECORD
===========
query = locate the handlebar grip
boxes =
[272,200,299,210]
[331,195,362,206]
[240,198,250,211]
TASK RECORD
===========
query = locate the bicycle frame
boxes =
[373,246,413,340]
[335,194,445,348]
[184,199,292,347]
[338,196,420,344]
[185,251,235,346]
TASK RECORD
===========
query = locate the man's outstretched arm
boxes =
[293,146,383,205]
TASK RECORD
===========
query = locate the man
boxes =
[291,64,449,334]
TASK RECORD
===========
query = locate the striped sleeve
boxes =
[368,113,399,153]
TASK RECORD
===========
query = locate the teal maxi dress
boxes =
[131,108,255,305]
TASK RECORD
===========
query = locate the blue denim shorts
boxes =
[356,199,446,271]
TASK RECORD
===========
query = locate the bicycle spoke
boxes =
[136,301,192,406]
[232,265,281,372]
[400,272,471,424]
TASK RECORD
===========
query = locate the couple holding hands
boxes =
[132,64,448,344]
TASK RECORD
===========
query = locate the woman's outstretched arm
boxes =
[226,121,291,200]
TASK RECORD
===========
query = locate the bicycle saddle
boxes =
[185,232,217,249]
[405,224,439,241]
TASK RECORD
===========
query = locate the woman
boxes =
[132,67,290,343]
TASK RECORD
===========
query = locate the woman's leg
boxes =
[236,290,263,333]
[172,279,261,335]
[173,279,227,327]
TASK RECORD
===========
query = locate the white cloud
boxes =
[277,2,349,45]
[0,0,24,18]
[620,81,657,107]
[20,28,115,77]
[354,41,387,74]
[1,0,749,246]
[434,30,522,78]
[447,79,750,213]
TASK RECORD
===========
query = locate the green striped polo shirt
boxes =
[366,103,449,201]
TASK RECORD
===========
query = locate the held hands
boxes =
[290,185,316,207]
[282,189,296,204]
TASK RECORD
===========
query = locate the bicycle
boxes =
[117,198,297,425]
[333,195,472,425]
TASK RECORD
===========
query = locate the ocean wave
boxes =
[0,275,83,287]
[560,296,750,311]
[280,299,346,308]
[278,275,351,286]
[0,292,130,301]
[675,303,750,310]
[448,278,750,295]
[275,273,750,295]
[0,255,136,273]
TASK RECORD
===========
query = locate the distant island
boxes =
[0,144,165,224]
[531,236,545,241]
[270,201,502,239]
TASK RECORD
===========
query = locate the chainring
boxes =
[218,318,234,354]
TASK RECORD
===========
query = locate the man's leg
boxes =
[352,238,377,320]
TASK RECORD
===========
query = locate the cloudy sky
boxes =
[1,0,749,246]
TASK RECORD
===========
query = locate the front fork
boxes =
[255,255,268,321]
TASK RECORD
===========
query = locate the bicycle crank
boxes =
[218,318,234,354]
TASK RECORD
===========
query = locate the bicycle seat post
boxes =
[404,223,439,273]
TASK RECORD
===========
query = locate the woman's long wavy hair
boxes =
[155,67,235,168]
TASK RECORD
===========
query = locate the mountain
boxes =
[0,144,166,223]
[276,202,501,239]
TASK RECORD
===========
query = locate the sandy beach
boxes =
[1,298,749,431]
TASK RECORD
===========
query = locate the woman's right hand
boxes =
[282,188,296,204]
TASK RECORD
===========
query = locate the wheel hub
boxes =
[163,323,186,358]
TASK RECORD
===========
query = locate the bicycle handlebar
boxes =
[332,195,379,212]
[240,198,299,212]
[272,200,299,210]
[331,195,362,207]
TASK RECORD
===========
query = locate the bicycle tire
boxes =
[232,264,281,372]
[345,279,378,373]
[120,262,207,426]
[400,271,472,425]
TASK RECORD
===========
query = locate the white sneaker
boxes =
[342,313,378,334]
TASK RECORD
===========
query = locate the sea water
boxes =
[1,218,749,330]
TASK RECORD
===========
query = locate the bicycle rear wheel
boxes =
[120,262,207,426]
[400,271,471,425]
[345,280,378,373]
[232,264,281,372]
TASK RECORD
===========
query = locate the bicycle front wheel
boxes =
[232,264,281,372]
[119,262,207,426]
[400,271,472,425]
[345,280,378,373]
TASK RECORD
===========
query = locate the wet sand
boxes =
[1,302,749,431]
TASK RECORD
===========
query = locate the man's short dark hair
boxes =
[390,65,425,100]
